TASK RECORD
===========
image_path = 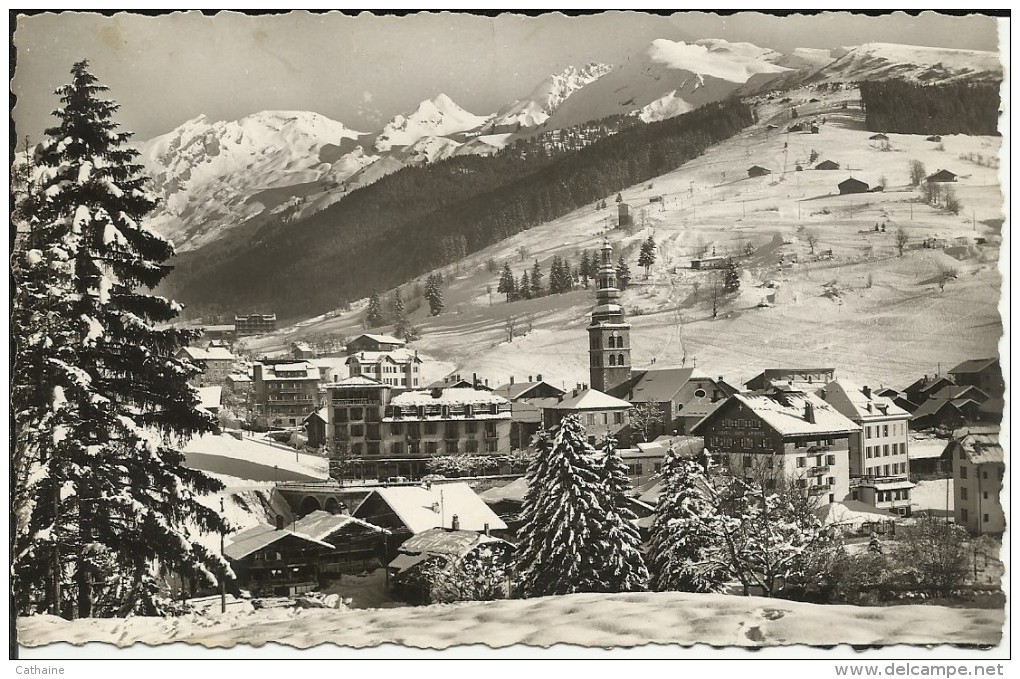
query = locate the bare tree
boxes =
[908,159,926,186]
[629,402,665,443]
[805,230,819,255]
[895,228,910,257]
[516,245,530,262]
[504,316,517,343]
[942,186,962,215]
[710,271,721,319]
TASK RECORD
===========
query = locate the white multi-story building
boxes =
[346,349,423,389]
[817,380,914,515]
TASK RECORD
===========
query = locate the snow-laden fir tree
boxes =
[425,273,444,315]
[516,415,643,597]
[616,256,632,290]
[579,250,591,288]
[519,270,532,300]
[647,443,728,593]
[723,258,740,293]
[498,262,516,302]
[391,287,407,339]
[595,436,650,592]
[530,259,543,297]
[637,235,657,277]
[12,60,228,618]
[365,289,384,327]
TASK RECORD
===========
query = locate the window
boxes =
[627,463,642,476]
[485,422,497,438]
[959,466,967,479]
[390,422,403,435]
[426,441,438,455]
[959,447,966,460]
[866,446,872,459]
[391,442,402,456]
[367,442,380,456]
[408,441,420,456]
[826,476,835,487]
[797,457,806,468]
[743,456,752,468]
[617,354,624,365]
[654,463,662,473]
[350,424,365,437]
[795,439,806,449]
[961,509,969,522]
[466,421,477,434]
[694,388,707,398]
[826,454,836,466]
[608,355,616,367]
[983,514,989,523]
[424,422,437,435]
[350,407,364,421]
[882,444,889,456]
[982,471,988,480]
[466,440,479,453]
[983,491,989,500]
[614,411,623,425]
[960,487,968,500]
[882,424,889,437]
[485,440,498,453]
[602,412,609,425]
[446,440,458,454]
[866,426,872,438]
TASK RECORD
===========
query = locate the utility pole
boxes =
[220,497,226,614]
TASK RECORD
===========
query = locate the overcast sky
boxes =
[12,10,1002,142]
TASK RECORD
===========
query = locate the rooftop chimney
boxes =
[862,385,872,399]
[473,372,478,387]
[451,514,460,531]
[528,375,533,382]
[804,401,816,424]
[275,515,285,531]
[537,373,543,381]
[483,522,490,537]
[510,376,515,385]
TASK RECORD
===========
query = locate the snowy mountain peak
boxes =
[645,38,790,83]
[375,94,490,152]
[493,62,613,129]
[812,42,1002,84]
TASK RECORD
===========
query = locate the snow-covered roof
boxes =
[325,375,388,389]
[492,380,564,401]
[357,483,507,533]
[389,388,509,408]
[817,380,910,422]
[479,476,529,504]
[224,525,335,560]
[303,407,328,423]
[346,349,420,365]
[259,362,319,381]
[549,388,632,411]
[294,510,388,540]
[355,333,406,345]
[396,528,508,558]
[814,501,898,527]
[179,345,235,361]
[696,393,860,437]
[907,436,949,460]
[619,368,704,403]
[952,427,1003,465]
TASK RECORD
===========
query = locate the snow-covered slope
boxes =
[140,111,365,250]
[373,94,490,152]
[810,43,1002,84]
[545,39,790,129]
[492,62,612,130]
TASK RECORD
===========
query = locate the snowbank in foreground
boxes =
[17,591,1003,650]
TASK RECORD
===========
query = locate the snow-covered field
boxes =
[17,590,1004,651]
[246,85,1004,392]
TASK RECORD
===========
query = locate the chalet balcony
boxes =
[808,485,830,496]
[851,474,911,487]
[807,465,830,477]
[331,398,382,406]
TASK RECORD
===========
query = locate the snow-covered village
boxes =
[8,10,1010,666]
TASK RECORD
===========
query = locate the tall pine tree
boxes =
[530,259,543,297]
[647,443,728,593]
[424,274,444,316]
[365,289,384,327]
[596,436,650,592]
[498,262,516,302]
[519,270,532,300]
[579,251,592,288]
[12,61,228,618]
[637,235,657,277]
[616,256,632,290]
[516,416,614,596]
[724,258,740,293]
[391,288,407,339]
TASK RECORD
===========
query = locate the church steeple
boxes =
[588,237,631,392]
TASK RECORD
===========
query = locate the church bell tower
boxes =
[588,237,631,392]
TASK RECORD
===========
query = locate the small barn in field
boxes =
[815,160,840,170]
[838,177,870,195]
[926,169,957,183]
[869,133,888,141]
[747,165,772,178]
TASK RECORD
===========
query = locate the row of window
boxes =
[794,437,836,448]
[720,418,763,430]
[875,488,909,503]
[960,487,995,501]
[865,442,905,458]
[959,466,1004,481]
[796,454,837,467]
[796,477,835,488]
[959,509,993,524]
[583,411,626,426]
[345,439,501,457]
[865,462,907,476]
[339,421,499,437]
[865,422,905,438]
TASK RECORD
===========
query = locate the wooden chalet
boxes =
[815,160,840,170]
[747,165,772,178]
[838,177,870,194]
[926,169,957,183]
